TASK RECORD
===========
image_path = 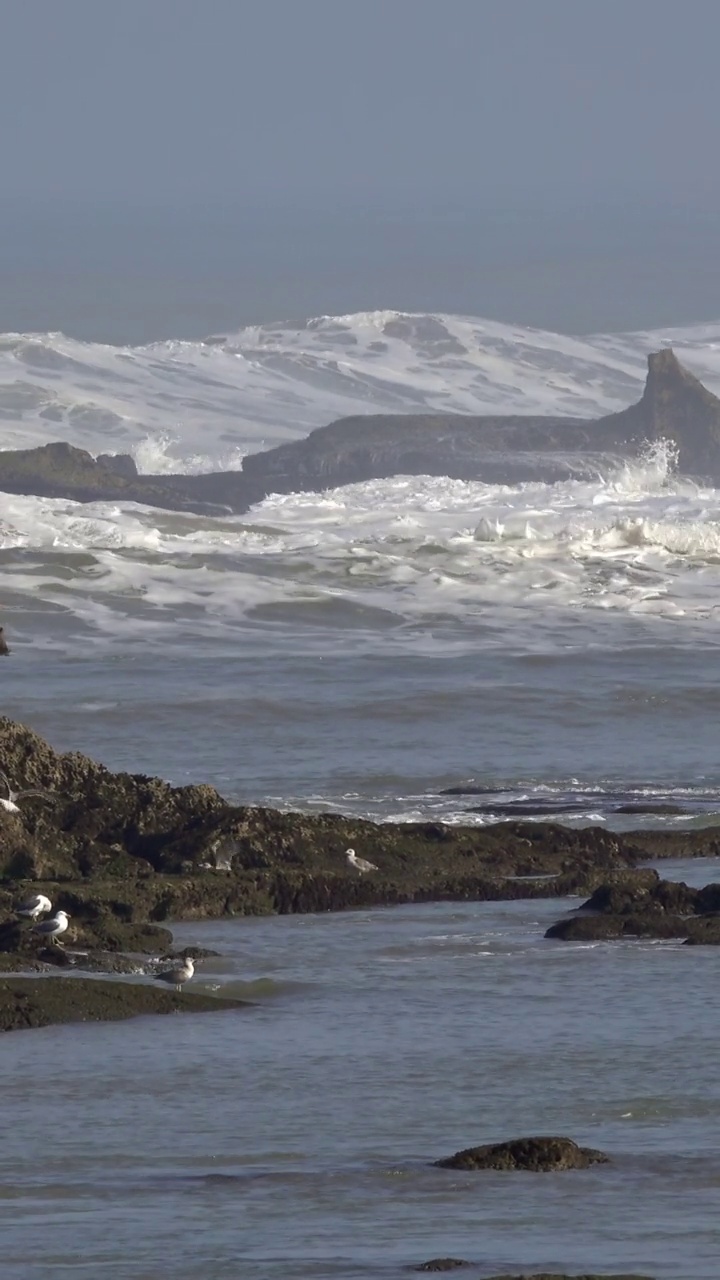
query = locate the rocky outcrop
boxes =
[545,871,720,943]
[0,440,263,515]
[3,350,720,513]
[597,348,720,476]
[241,348,720,492]
[0,976,243,1032]
[434,1136,609,1172]
[0,716,647,910]
[1,713,719,974]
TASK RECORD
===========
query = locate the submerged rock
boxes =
[0,976,245,1032]
[413,1261,469,1273]
[544,913,688,942]
[434,1136,609,1172]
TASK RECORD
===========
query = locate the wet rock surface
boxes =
[0,977,244,1032]
[434,1137,609,1173]
[545,870,720,944]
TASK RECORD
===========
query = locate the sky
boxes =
[1,0,719,341]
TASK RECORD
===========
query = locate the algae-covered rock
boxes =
[0,976,245,1031]
[434,1136,609,1172]
[544,912,689,942]
[546,873,720,944]
[0,713,719,946]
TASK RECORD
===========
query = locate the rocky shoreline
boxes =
[0,712,719,1031]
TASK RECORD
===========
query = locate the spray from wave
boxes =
[130,433,246,476]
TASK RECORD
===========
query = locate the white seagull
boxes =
[346,848,379,874]
[34,909,70,945]
[154,956,195,993]
[0,770,57,814]
[16,893,53,922]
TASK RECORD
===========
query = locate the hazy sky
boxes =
[1,0,719,340]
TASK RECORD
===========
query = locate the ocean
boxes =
[2,310,720,1277]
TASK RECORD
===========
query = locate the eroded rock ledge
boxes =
[2,349,720,513]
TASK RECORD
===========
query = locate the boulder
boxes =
[578,876,697,916]
[683,916,720,945]
[434,1136,608,1172]
[545,912,688,942]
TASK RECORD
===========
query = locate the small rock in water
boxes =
[434,1135,609,1172]
[413,1261,469,1273]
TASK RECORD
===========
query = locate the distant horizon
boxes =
[6,302,720,350]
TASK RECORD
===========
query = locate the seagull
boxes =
[16,893,53,922]
[0,770,57,814]
[346,848,379,874]
[0,628,9,656]
[34,909,70,945]
[154,956,195,993]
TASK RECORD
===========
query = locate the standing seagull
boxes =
[346,848,379,874]
[0,770,57,814]
[34,909,70,945]
[154,956,195,993]
[16,893,53,923]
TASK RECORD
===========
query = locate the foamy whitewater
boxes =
[4,311,720,826]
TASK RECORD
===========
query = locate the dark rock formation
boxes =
[413,1261,469,1273]
[598,348,720,477]
[0,715,651,921]
[0,440,262,515]
[0,976,244,1032]
[2,350,720,513]
[0,713,719,971]
[545,911,688,943]
[96,451,138,479]
[546,872,720,943]
[434,1136,608,1172]
[241,412,604,492]
[413,1267,653,1279]
[241,348,720,493]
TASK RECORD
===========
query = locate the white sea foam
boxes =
[2,436,720,651]
[3,312,720,652]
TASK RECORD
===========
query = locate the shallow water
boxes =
[0,857,718,1279]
